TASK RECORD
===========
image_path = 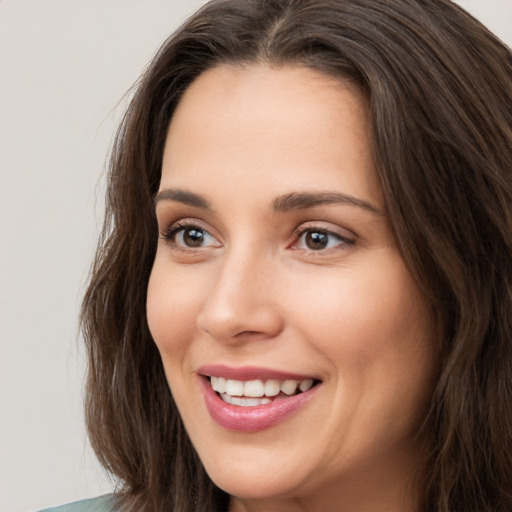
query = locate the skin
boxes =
[147,64,438,512]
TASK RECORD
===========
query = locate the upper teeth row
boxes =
[210,376,314,397]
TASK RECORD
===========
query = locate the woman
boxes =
[48,0,512,510]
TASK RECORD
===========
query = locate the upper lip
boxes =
[197,364,319,382]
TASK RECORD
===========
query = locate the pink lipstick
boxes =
[198,365,321,432]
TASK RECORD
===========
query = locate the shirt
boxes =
[39,495,115,512]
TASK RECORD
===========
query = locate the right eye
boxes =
[162,222,221,249]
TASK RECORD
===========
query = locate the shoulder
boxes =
[39,495,117,512]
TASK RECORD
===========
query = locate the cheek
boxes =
[146,262,203,363]
[286,254,436,396]
[307,261,429,346]
[290,257,437,455]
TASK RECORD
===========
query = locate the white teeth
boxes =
[281,380,298,395]
[264,379,281,397]
[225,379,244,396]
[299,379,313,392]
[210,376,227,393]
[243,397,271,406]
[211,376,316,402]
[220,393,272,407]
[217,377,226,393]
[226,395,243,406]
[244,379,265,397]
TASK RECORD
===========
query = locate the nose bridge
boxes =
[197,243,282,342]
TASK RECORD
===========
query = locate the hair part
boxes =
[81,1,512,510]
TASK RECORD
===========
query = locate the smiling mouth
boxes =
[209,376,321,407]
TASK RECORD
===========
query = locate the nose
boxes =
[196,248,284,344]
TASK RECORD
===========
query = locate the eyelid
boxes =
[158,216,355,254]
[160,218,222,249]
[289,223,355,252]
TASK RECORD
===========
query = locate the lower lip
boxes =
[200,377,320,432]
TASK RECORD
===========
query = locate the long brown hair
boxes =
[81,1,512,510]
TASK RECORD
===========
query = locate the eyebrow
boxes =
[154,188,211,209]
[154,188,383,216]
[272,192,383,215]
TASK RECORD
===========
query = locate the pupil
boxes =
[184,228,204,247]
[306,231,328,250]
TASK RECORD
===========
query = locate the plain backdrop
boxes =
[0,1,511,511]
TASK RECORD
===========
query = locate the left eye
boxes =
[294,229,349,251]
[165,225,219,248]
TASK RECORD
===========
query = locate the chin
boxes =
[210,474,295,501]
[201,454,307,500]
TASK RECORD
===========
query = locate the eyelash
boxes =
[160,221,355,253]
[291,226,354,253]
[161,221,217,249]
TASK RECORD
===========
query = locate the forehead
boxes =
[161,64,381,209]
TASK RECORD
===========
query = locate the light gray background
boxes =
[1,1,510,511]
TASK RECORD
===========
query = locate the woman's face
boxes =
[147,64,438,510]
